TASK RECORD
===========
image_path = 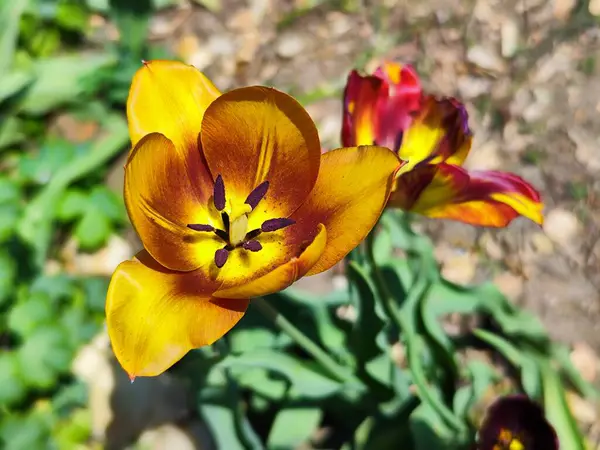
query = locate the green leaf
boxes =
[78,276,109,313]
[109,0,152,56]
[18,139,79,184]
[540,358,586,450]
[384,255,465,436]
[473,329,541,398]
[0,412,50,450]
[372,223,393,264]
[217,350,343,400]
[0,0,29,76]
[0,204,20,243]
[347,262,385,364]
[358,415,414,450]
[8,293,55,337]
[53,408,91,448]
[55,1,89,31]
[267,288,348,357]
[553,345,599,401]
[0,250,17,305]
[0,116,26,149]
[410,403,459,450]
[200,403,261,450]
[17,114,128,265]
[61,307,100,349]
[74,207,112,250]
[473,329,522,367]
[267,407,322,450]
[17,326,73,389]
[57,189,89,220]
[19,53,116,115]
[0,70,33,104]
[86,0,109,11]
[30,274,75,302]
[52,382,88,414]
[427,279,549,347]
[453,361,498,420]
[88,185,125,221]
[228,327,281,354]
[233,368,287,401]
[0,177,20,204]
[0,353,27,407]
[199,372,263,450]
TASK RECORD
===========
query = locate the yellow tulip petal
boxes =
[200,86,321,218]
[124,133,216,272]
[126,134,313,289]
[490,192,543,225]
[127,60,221,150]
[398,96,471,173]
[214,224,327,299]
[291,146,400,275]
[390,164,544,227]
[106,251,248,378]
[423,200,524,227]
[392,163,469,212]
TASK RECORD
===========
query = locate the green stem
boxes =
[365,228,467,434]
[253,296,362,388]
[364,231,404,329]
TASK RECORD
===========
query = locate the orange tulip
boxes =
[106,60,401,378]
[342,62,543,227]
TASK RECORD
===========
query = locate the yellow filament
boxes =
[230,214,249,246]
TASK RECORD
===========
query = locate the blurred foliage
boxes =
[172,211,594,449]
[0,0,595,449]
[0,0,159,448]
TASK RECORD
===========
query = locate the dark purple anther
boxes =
[187,224,215,232]
[261,218,295,233]
[242,240,262,252]
[214,174,226,211]
[245,181,269,210]
[214,248,229,268]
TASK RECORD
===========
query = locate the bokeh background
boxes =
[1,0,600,448]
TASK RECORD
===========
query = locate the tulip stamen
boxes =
[242,240,262,252]
[261,218,295,232]
[495,429,525,450]
[214,174,226,211]
[189,179,296,268]
[187,224,214,232]
[214,247,229,268]
[245,181,269,210]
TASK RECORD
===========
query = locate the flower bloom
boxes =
[342,62,543,227]
[477,395,558,450]
[106,60,401,378]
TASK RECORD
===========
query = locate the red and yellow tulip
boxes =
[107,60,401,378]
[342,61,543,227]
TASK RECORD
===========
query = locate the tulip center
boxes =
[186,175,295,268]
[494,429,525,450]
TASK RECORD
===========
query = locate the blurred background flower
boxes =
[342,62,544,227]
[477,395,558,450]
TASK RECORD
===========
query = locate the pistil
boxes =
[186,175,296,268]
